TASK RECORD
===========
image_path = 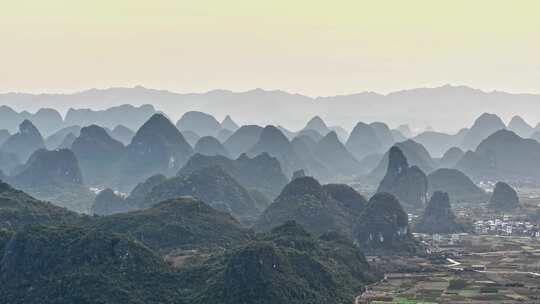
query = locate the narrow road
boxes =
[470,249,540,256]
[477,270,540,277]
[446,258,461,268]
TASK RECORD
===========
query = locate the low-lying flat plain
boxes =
[359,235,540,303]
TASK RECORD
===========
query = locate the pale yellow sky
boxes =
[1,0,539,95]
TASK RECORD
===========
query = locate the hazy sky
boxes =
[1,0,539,96]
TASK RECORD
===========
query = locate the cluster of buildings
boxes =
[413,233,469,254]
[473,216,540,237]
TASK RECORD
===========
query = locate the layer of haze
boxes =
[1,0,539,96]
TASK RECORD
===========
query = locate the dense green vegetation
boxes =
[0,219,376,304]
[323,183,367,212]
[0,181,87,231]
[427,168,487,203]
[91,188,130,215]
[489,181,520,211]
[183,221,377,304]
[0,228,14,256]
[0,178,383,304]
[355,192,422,255]
[377,146,428,211]
[145,166,261,225]
[254,177,365,238]
[179,152,288,200]
[114,113,194,191]
[6,148,95,213]
[71,124,125,185]
[89,197,253,254]
[415,191,466,234]
[0,225,188,304]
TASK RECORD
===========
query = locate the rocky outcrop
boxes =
[455,130,540,183]
[28,108,63,137]
[292,169,306,179]
[126,174,168,207]
[413,131,461,158]
[194,136,230,158]
[330,125,349,142]
[370,122,395,150]
[176,111,222,137]
[322,183,367,213]
[115,114,193,191]
[460,113,506,151]
[248,125,292,157]
[10,149,83,188]
[91,188,128,216]
[44,125,81,149]
[312,131,362,178]
[91,196,253,253]
[415,191,465,234]
[254,177,364,238]
[439,147,464,168]
[508,115,533,138]
[221,115,239,131]
[71,125,125,185]
[369,140,435,181]
[345,122,382,161]
[6,149,94,213]
[0,181,85,231]
[144,166,261,225]
[376,146,428,210]
[0,120,45,163]
[197,221,374,304]
[110,124,135,145]
[354,192,420,255]
[290,135,330,180]
[302,116,331,136]
[489,182,520,212]
[0,224,187,304]
[427,168,486,203]
[248,125,304,176]
[179,152,288,200]
[223,125,263,158]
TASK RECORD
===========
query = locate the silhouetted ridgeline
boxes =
[1,100,539,303]
[3,85,540,132]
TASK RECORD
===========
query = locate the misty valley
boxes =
[1,103,540,303]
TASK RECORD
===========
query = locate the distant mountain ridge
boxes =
[2,85,540,132]
[455,129,540,183]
